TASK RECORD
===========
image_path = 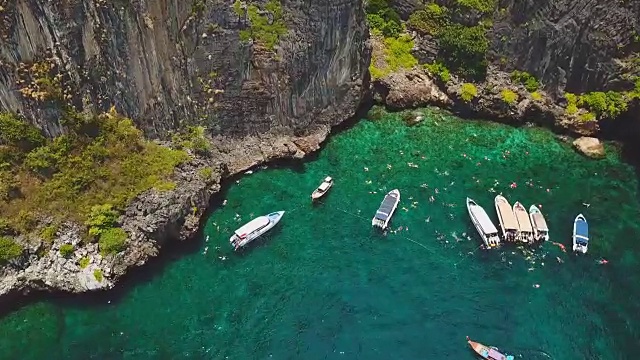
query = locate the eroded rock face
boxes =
[493,0,640,96]
[0,0,370,138]
[573,137,606,159]
[0,0,371,299]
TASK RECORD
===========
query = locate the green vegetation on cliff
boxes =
[460,83,478,102]
[564,82,640,120]
[367,0,418,79]
[0,108,188,253]
[366,0,403,37]
[407,2,493,80]
[237,0,287,50]
[510,71,540,92]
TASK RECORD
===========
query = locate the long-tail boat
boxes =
[466,337,514,360]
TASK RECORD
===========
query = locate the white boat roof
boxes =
[235,216,269,237]
[470,204,498,234]
[531,212,548,231]
[495,197,518,230]
[324,176,332,182]
[318,182,331,191]
[513,203,533,232]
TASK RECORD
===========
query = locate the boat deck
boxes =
[514,206,533,232]
[531,212,548,231]
[375,192,399,221]
[496,199,518,230]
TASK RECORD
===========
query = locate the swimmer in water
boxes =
[598,258,609,265]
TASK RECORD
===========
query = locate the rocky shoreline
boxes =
[0,126,341,299]
[1,69,615,301]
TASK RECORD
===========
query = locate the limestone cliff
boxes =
[0,0,370,299]
[0,0,370,138]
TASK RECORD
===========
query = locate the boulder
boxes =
[573,137,605,159]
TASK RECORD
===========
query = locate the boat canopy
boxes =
[375,194,398,221]
[324,176,332,182]
[487,348,508,360]
[531,212,548,231]
[318,182,331,191]
[234,216,269,237]
[471,205,499,234]
[575,219,588,245]
[496,197,518,230]
[514,203,533,232]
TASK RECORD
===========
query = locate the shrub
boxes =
[0,109,189,238]
[407,3,448,35]
[59,244,74,258]
[0,236,23,264]
[384,35,418,71]
[366,0,403,38]
[578,91,628,119]
[198,167,214,181]
[456,0,496,13]
[531,91,542,101]
[501,89,518,105]
[424,62,451,83]
[173,126,210,155]
[99,228,128,255]
[40,224,59,242]
[579,112,597,122]
[460,83,478,102]
[78,256,90,269]
[510,70,540,92]
[85,204,119,238]
[93,268,103,282]
[437,24,489,80]
[239,0,287,49]
[0,218,11,235]
[0,113,45,153]
[154,181,176,192]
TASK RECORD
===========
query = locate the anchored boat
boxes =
[230,211,285,250]
[494,195,518,242]
[513,201,533,243]
[572,214,589,254]
[372,189,400,230]
[311,176,333,201]
[466,197,500,248]
[529,205,549,242]
[467,337,514,360]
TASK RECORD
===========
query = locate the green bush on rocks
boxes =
[0,236,22,264]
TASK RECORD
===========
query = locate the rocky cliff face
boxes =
[0,0,370,138]
[0,0,370,299]
[493,0,640,96]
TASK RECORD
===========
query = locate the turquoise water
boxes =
[1,108,639,359]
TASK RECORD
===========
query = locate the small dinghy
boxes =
[372,189,400,230]
[467,337,514,360]
[529,205,549,242]
[572,214,589,254]
[467,197,500,248]
[513,201,534,243]
[311,176,333,201]
[494,195,518,242]
[230,211,285,250]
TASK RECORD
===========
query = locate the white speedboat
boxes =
[311,176,333,201]
[467,197,500,248]
[494,195,518,242]
[529,205,549,242]
[372,189,400,230]
[230,211,284,250]
[513,201,533,243]
[572,214,588,254]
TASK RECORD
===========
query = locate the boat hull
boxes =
[528,205,549,242]
[311,178,333,201]
[467,198,500,248]
[513,201,533,244]
[372,189,400,230]
[467,337,514,360]
[572,214,588,254]
[494,195,518,242]
[230,211,285,250]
